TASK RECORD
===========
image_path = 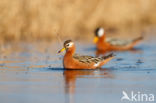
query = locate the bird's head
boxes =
[58,40,75,53]
[93,27,105,43]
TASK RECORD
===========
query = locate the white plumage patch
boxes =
[68,42,74,47]
[98,28,104,37]
[94,62,100,67]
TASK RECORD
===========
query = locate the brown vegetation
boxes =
[0,0,156,42]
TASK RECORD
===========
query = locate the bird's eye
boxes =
[66,44,70,47]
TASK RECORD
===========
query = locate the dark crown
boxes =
[64,40,72,45]
[95,27,101,36]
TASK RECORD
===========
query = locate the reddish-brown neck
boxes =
[98,34,106,43]
[65,45,76,56]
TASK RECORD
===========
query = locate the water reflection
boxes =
[0,40,155,103]
[63,68,114,103]
[0,41,61,71]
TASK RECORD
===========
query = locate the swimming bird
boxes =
[93,27,143,51]
[58,40,115,69]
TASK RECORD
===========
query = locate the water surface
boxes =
[0,39,156,103]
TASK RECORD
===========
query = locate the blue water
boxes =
[0,40,156,103]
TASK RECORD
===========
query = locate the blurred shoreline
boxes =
[0,0,156,42]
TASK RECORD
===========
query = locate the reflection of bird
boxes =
[64,69,114,103]
[93,27,143,51]
[121,91,130,101]
[58,40,115,69]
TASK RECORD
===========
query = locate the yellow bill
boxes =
[58,47,65,53]
[93,37,98,43]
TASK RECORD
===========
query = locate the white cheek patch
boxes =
[98,28,104,37]
[68,42,74,47]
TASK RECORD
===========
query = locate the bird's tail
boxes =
[133,32,144,42]
[98,53,115,67]
[102,53,115,59]
[133,36,143,42]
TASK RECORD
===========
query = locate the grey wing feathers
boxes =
[106,38,132,46]
[73,54,103,64]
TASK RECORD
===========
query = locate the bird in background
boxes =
[58,40,115,69]
[93,27,143,52]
